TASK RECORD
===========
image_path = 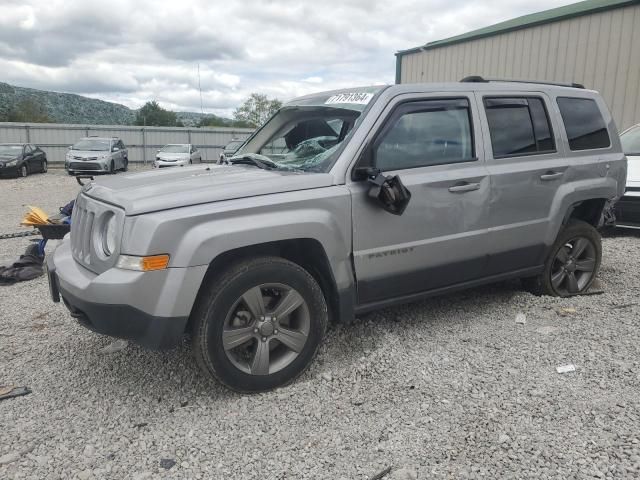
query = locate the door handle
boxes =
[448,182,481,193]
[540,171,563,181]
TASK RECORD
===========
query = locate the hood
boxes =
[0,155,18,161]
[83,164,335,215]
[626,155,640,188]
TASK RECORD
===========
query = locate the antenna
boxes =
[197,63,204,114]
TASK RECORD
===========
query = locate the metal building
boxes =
[395,0,640,130]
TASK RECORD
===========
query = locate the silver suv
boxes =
[48,79,627,392]
[66,137,128,175]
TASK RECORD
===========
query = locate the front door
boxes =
[349,93,491,305]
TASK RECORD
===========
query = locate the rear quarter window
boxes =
[556,97,610,151]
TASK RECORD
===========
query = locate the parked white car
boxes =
[616,124,640,227]
[154,144,202,168]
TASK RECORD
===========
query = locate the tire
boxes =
[192,256,328,393]
[522,219,601,297]
[42,159,48,173]
[122,157,128,172]
[109,160,115,174]
[19,164,28,178]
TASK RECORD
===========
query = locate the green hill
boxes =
[0,82,233,127]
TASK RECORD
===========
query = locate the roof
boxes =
[397,0,639,56]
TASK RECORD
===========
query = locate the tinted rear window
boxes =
[484,97,556,158]
[557,97,610,151]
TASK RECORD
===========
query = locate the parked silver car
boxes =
[48,79,626,392]
[65,137,128,175]
[615,124,640,226]
[154,144,202,168]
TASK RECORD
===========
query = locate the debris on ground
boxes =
[0,385,32,401]
[556,364,576,374]
[159,458,176,470]
[0,244,44,284]
[557,307,577,316]
[98,339,129,354]
[368,465,392,480]
[515,312,527,325]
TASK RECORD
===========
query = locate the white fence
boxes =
[0,122,254,164]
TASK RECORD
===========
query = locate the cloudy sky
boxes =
[0,0,573,117]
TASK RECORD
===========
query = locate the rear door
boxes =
[349,92,491,305]
[477,92,567,274]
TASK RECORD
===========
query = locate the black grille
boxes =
[69,162,101,171]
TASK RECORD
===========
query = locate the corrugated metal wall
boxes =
[399,3,640,130]
[0,123,253,164]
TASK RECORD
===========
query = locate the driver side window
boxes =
[374,98,475,171]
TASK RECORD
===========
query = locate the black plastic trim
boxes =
[355,266,543,314]
[58,283,188,350]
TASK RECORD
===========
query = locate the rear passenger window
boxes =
[557,97,610,151]
[484,97,556,158]
[374,98,475,171]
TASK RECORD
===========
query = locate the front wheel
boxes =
[523,220,601,297]
[122,157,128,172]
[109,160,115,174]
[42,159,48,173]
[19,164,28,178]
[192,256,328,393]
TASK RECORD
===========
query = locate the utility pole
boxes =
[198,64,204,115]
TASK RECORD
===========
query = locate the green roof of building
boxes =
[396,0,639,56]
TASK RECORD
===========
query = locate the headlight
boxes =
[94,213,118,258]
[104,214,118,256]
[6,160,17,166]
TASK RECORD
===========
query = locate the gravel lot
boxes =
[1,168,640,479]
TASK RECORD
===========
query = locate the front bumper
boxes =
[0,164,19,176]
[66,160,109,173]
[614,191,640,227]
[154,159,189,168]
[47,240,207,349]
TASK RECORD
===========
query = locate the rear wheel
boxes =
[192,256,328,393]
[523,220,601,296]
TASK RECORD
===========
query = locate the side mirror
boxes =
[365,168,411,216]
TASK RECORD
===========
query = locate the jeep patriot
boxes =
[47,79,627,392]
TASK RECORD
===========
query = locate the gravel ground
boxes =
[1,170,640,479]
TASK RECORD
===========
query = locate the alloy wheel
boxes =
[222,283,310,375]
[550,236,597,295]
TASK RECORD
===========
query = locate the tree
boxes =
[233,93,282,128]
[134,101,180,127]
[5,99,51,123]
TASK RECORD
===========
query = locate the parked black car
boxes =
[0,143,48,178]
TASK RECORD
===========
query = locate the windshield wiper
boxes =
[230,155,280,170]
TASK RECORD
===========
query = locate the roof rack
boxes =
[460,75,585,89]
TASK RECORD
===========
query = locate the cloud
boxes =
[0,0,573,115]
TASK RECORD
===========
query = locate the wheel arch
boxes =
[185,238,354,334]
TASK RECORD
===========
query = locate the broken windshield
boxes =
[232,86,384,172]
